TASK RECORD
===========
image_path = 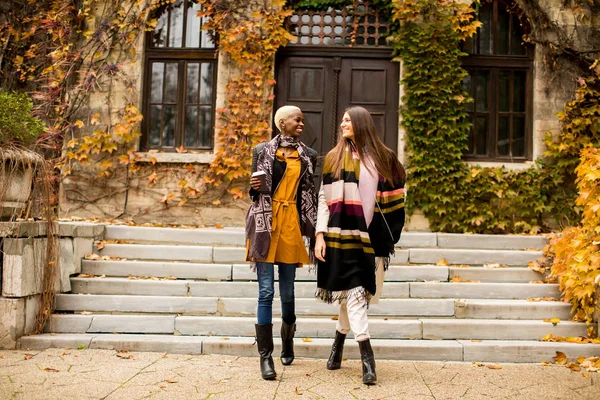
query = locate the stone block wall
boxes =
[0,221,104,349]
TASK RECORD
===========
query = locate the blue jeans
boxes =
[257,262,296,325]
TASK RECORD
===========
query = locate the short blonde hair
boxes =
[273,105,301,133]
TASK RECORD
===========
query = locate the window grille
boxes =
[288,0,390,47]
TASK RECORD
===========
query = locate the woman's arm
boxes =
[314,182,329,261]
[316,183,329,233]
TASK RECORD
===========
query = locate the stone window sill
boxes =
[465,161,535,171]
[136,152,215,164]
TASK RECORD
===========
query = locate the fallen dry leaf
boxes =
[96,241,105,250]
[77,273,95,278]
[295,387,303,395]
[116,350,133,360]
[165,379,177,384]
[301,338,312,342]
[453,264,471,268]
[43,367,59,372]
[553,351,567,365]
[214,224,224,229]
[487,365,502,370]
[566,362,581,372]
[483,263,508,268]
[451,276,480,283]
[542,318,561,326]
[24,354,33,360]
[331,316,339,320]
[436,258,449,266]
[541,361,553,366]
[472,362,485,367]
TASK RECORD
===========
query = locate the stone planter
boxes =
[0,148,43,219]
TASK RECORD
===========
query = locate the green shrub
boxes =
[0,90,45,145]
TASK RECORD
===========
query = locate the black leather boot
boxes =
[358,339,377,385]
[326,331,347,370]
[280,321,296,366]
[255,324,277,380]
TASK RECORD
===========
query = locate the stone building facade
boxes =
[59,0,581,229]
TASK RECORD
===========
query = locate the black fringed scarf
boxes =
[316,144,405,305]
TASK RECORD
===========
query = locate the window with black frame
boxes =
[462,0,534,161]
[143,0,217,151]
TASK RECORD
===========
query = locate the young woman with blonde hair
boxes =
[314,106,406,385]
[246,105,318,380]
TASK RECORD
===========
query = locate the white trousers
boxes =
[335,258,385,342]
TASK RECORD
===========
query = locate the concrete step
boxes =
[81,261,544,283]
[54,295,456,316]
[421,319,587,340]
[19,334,600,363]
[435,233,547,250]
[448,267,545,282]
[105,225,246,246]
[70,278,557,300]
[70,278,409,298]
[408,248,542,266]
[45,314,587,340]
[409,282,560,299]
[104,225,548,250]
[81,260,233,280]
[95,244,542,266]
[96,244,214,262]
[455,299,572,320]
[55,295,569,320]
[46,315,421,339]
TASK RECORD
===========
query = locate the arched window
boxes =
[462,0,534,161]
[142,0,217,151]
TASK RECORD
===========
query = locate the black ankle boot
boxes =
[327,331,347,370]
[280,321,296,366]
[358,339,376,385]
[255,324,276,380]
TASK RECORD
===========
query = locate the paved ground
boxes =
[0,348,597,400]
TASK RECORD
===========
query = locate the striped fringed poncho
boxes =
[316,146,405,305]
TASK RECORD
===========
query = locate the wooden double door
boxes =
[274,50,399,161]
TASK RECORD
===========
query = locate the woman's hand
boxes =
[250,177,261,191]
[315,232,326,262]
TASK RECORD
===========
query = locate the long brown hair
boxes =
[323,106,405,183]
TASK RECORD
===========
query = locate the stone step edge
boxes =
[70,269,549,285]
[19,334,598,363]
[47,314,585,324]
[104,225,549,250]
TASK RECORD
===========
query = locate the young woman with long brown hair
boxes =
[314,106,406,385]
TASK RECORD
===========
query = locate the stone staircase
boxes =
[19,226,600,363]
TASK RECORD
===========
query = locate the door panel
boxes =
[275,56,335,156]
[338,58,399,152]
